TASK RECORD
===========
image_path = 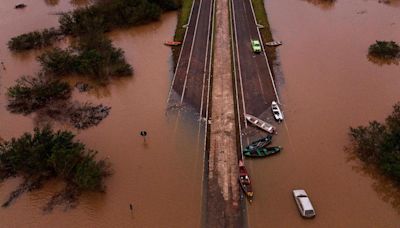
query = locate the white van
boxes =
[292,189,316,218]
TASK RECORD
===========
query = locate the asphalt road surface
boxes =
[171,0,214,116]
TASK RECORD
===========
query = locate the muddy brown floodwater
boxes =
[247,0,400,227]
[0,1,202,227]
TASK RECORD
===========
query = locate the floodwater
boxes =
[247,0,400,227]
[0,0,202,227]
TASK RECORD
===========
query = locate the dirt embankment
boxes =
[206,0,241,226]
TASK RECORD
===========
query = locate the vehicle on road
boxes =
[271,101,284,122]
[239,160,253,200]
[251,40,262,53]
[245,114,275,133]
[293,189,316,218]
[243,146,281,158]
[245,135,272,151]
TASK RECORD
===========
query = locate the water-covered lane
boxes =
[248,0,400,227]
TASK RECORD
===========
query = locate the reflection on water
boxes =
[44,0,60,6]
[345,145,400,214]
[379,0,400,7]
[303,0,336,10]
[367,54,400,66]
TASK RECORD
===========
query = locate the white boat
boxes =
[245,114,275,134]
[265,41,282,47]
[271,101,284,122]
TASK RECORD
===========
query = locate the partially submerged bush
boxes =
[368,40,400,59]
[350,102,400,183]
[38,34,132,82]
[7,73,71,114]
[0,126,111,209]
[59,0,176,35]
[8,28,60,51]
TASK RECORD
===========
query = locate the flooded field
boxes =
[0,1,202,227]
[247,0,400,227]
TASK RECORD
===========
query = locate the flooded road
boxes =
[0,1,202,227]
[247,0,400,227]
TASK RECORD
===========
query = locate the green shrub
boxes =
[7,74,71,114]
[0,127,111,206]
[8,28,60,51]
[350,102,400,183]
[38,34,133,82]
[368,40,400,59]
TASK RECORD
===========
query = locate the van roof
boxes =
[298,196,314,211]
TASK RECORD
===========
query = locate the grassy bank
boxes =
[251,0,277,67]
[172,0,194,65]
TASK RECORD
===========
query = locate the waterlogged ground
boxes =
[247,0,400,227]
[0,1,202,227]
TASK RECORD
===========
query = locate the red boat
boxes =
[238,160,253,200]
[164,41,182,46]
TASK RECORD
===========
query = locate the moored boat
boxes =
[243,146,282,158]
[238,160,253,199]
[245,114,275,133]
[245,135,272,151]
[265,41,282,46]
[271,101,284,122]
[164,41,182,46]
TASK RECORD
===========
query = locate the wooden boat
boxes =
[245,135,272,151]
[244,146,282,158]
[265,41,282,46]
[271,101,284,122]
[245,114,275,133]
[164,41,182,46]
[238,160,253,199]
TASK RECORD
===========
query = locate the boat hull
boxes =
[245,114,275,133]
[244,146,282,157]
[238,160,253,199]
[245,135,272,151]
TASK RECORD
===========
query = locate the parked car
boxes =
[292,189,316,218]
[251,40,261,53]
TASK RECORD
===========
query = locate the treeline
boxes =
[0,127,111,209]
[9,0,179,51]
[59,0,178,35]
[349,103,400,184]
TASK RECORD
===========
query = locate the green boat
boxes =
[243,146,282,158]
[245,135,272,151]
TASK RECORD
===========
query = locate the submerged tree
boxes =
[368,40,400,59]
[38,33,132,83]
[7,28,60,51]
[7,73,71,114]
[350,102,400,183]
[0,126,111,209]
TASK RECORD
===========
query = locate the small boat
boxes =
[265,41,282,46]
[244,146,282,158]
[238,160,253,199]
[245,114,275,133]
[15,4,27,9]
[245,135,272,151]
[271,101,284,122]
[164,41,182,46]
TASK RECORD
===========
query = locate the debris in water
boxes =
[15,4,27,9]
